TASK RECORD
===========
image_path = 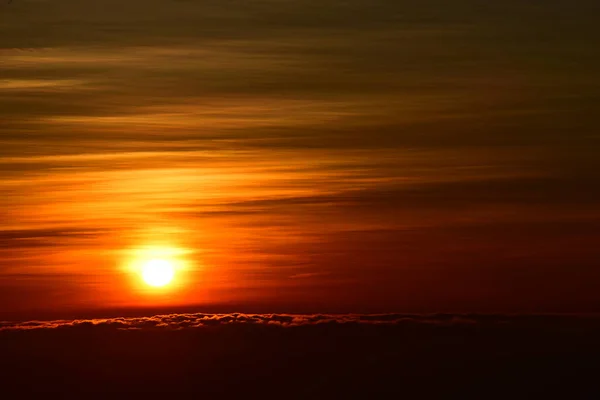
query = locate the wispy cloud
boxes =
[1,0,599,315]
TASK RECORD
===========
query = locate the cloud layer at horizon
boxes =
[3,312,600,332]
[3,312,600,397]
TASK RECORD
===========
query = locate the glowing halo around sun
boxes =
[141,259,175,287]
[123,244,192,293]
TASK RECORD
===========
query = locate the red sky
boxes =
[1,0,599,318]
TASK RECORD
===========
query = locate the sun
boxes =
[141,259,175,287]
[124,244,191,292]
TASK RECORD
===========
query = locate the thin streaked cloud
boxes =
[1,0,599,314]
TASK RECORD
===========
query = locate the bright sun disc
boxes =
[142,259,175,287]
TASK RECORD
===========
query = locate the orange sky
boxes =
[1,0,600,318]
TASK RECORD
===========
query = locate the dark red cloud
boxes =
[3,312,600,332]
[2,313,600,398]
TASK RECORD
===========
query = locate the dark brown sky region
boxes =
[1,0,600,319]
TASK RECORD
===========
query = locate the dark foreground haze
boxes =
[2,313,599,398]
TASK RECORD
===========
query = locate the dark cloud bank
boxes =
[2,313,599,398]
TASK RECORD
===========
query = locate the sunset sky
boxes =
[2,0,599,319]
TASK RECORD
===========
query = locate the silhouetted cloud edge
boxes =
[2,312,599,332]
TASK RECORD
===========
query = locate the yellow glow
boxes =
[141,259,175,287]
[123,244,191,293]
